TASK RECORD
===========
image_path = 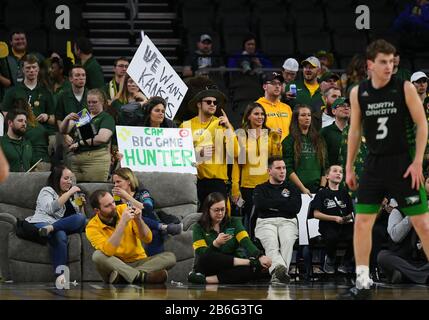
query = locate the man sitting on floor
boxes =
[86,190,176,284]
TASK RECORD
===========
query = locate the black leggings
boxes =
[195,251,262,284]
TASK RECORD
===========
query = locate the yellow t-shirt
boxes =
[85,204,152,263]
[304,81,320,97]
[256,97,292,142]
[180,116,239,180]
[231,130,282,196]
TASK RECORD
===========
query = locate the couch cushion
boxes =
[8,232,81,263]
[164,230,194,262]
[0,172,49,209]
[0,204,34,220]
[134,172,197,209]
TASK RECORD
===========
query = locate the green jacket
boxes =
[0,134,33,172]
[55,88,88,121]
[282,133,327,193]
[284,80,324,112]
[192,217,261,258]
[320,122,343,166]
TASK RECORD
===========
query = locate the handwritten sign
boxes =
[116,126,197,174]
[127,33,188,120]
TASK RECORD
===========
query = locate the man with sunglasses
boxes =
[181,87,238,209]
[256,72,292,142]
[410,71,428,103]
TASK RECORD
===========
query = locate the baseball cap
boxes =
[282,58,299,72]
[263,72,284,83]
[319,71,340,83]
[332,97,350,109]
[410,71,428,83]
[301,56,321,68]
[199,34,212,43]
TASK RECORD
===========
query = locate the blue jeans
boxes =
[143,216,164,256]
[34,213,87,275]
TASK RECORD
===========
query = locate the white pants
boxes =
[255,217,298,274]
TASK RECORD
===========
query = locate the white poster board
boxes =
[127,32,188,120]
[297,194,321,245]
[116,126,197,174]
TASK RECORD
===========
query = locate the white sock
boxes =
[355,265,371,289]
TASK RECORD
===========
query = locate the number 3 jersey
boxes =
[358,78,415,156]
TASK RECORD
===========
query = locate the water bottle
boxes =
[289,84,297,97]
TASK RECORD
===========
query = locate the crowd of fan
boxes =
[0,29,429,286]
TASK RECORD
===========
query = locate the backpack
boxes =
[120,102,146,126]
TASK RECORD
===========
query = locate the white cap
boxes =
[411,71,428,83]
[301,56,321,69]
[282,58,299,72]
[388,198,398,208]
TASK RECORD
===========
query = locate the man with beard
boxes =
[320,86,342,129]
[285,56,324,128]
[180,87,238,209]
[86,190,176,284]
[256,72,292,142]
[2,55,56,156]
[0,109,33,172]
[321,97,351,166]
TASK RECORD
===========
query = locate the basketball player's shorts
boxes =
[355,152,428,216]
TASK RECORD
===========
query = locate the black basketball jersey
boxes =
[358,78,415,156]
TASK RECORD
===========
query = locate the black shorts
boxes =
[356,153,428,216]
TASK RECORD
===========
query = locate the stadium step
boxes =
[82,0,180,81]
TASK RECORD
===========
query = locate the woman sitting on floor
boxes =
[26,165,87,284]
[189,192,272,284]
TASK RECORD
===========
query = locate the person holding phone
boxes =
[111,168,182,256]
[25,165,87,285]
[188,192,272,284]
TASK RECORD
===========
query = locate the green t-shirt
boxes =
[192,217,261,258]
[2,83,56,134]
[75,111,115,152]
[83,56,105,90]
[282,133,327,193]
[0,134,33,172]
[25,123,50,163]
[320,122,343,166]
[55,88,88,121]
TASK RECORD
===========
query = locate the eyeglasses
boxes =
[210,207,226,213]
[116,64,129,68]
[202,99,218,106]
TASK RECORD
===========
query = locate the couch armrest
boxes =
[0,212,17,280]
[181,212,201,231]
[0,212,17,228]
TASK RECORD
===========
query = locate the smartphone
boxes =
[225,227,235,236]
